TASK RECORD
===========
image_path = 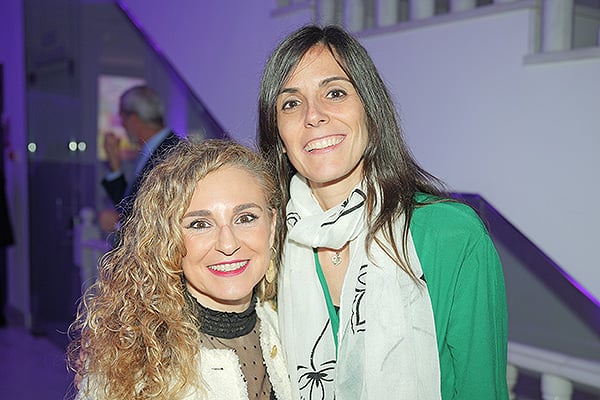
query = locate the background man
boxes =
[101,85,182,229]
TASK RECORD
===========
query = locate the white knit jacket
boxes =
[196,301,292,400]
[77,301,292,400]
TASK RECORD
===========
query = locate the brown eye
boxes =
[327,89,347,99]
[187,219,211,230]
[236,213,258,224]
[282,99,300,110]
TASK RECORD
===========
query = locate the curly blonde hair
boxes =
[67,139,282,399]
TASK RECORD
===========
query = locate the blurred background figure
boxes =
[101,85,183,232]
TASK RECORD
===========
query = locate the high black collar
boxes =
[186,291,257,339]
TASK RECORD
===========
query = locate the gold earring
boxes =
[265,259,276,284]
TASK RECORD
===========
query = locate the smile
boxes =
[304,135,344,152]
[207,260,249,276]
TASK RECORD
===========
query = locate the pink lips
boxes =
[207,260,249,277]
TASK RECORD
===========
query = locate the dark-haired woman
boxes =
[258,25,508,400]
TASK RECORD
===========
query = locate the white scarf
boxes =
[278,174,441,400]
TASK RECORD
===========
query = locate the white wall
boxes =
[120,1,600,300]
[0,0,31,325]
[363,8,600,301]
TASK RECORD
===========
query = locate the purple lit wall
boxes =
[118,0,312,146]
[0,0,30,324]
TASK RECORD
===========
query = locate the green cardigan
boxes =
[411,194,509,399]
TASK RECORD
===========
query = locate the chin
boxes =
[219,290,254,305]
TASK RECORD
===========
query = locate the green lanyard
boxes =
[313,248,339,356]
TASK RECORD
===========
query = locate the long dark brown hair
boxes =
[258,25,447,281]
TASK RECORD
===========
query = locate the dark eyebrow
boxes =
[278,76,352,96]
[182,203,263,219]
[233,203,264,214]
[320,76,352,86]
[182,209,210,219]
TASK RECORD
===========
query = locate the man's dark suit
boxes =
[102,131,181,223]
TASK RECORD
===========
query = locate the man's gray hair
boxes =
[119,85,165,128]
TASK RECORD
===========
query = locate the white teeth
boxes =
[208,260,247,272]
[305,136,343,152]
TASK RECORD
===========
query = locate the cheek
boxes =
[278,135,303,164]
[180,253,195,276]
[253,229,274,261]
[182,235,193,257]
[256,228,272,250]
[277,115,299,143]
[182,235,209,264]
[181,243,209,285]
[356,118,369,151]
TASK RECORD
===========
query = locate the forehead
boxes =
[285,44,348,85]
[190,166,267,205]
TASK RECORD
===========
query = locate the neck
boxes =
[185,290,257,338]
[138,126,164,144]
[309,162,364,210]
[310,183,352,210]
[308,175,361,210]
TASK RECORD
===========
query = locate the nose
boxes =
[215,224,241,255]
[304,99,329,128]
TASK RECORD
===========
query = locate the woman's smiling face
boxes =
[276,44,368,198]
[181,166,276,312]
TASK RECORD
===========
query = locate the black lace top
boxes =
[186,292,275,400]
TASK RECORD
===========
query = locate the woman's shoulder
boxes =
[411,193,488,237]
